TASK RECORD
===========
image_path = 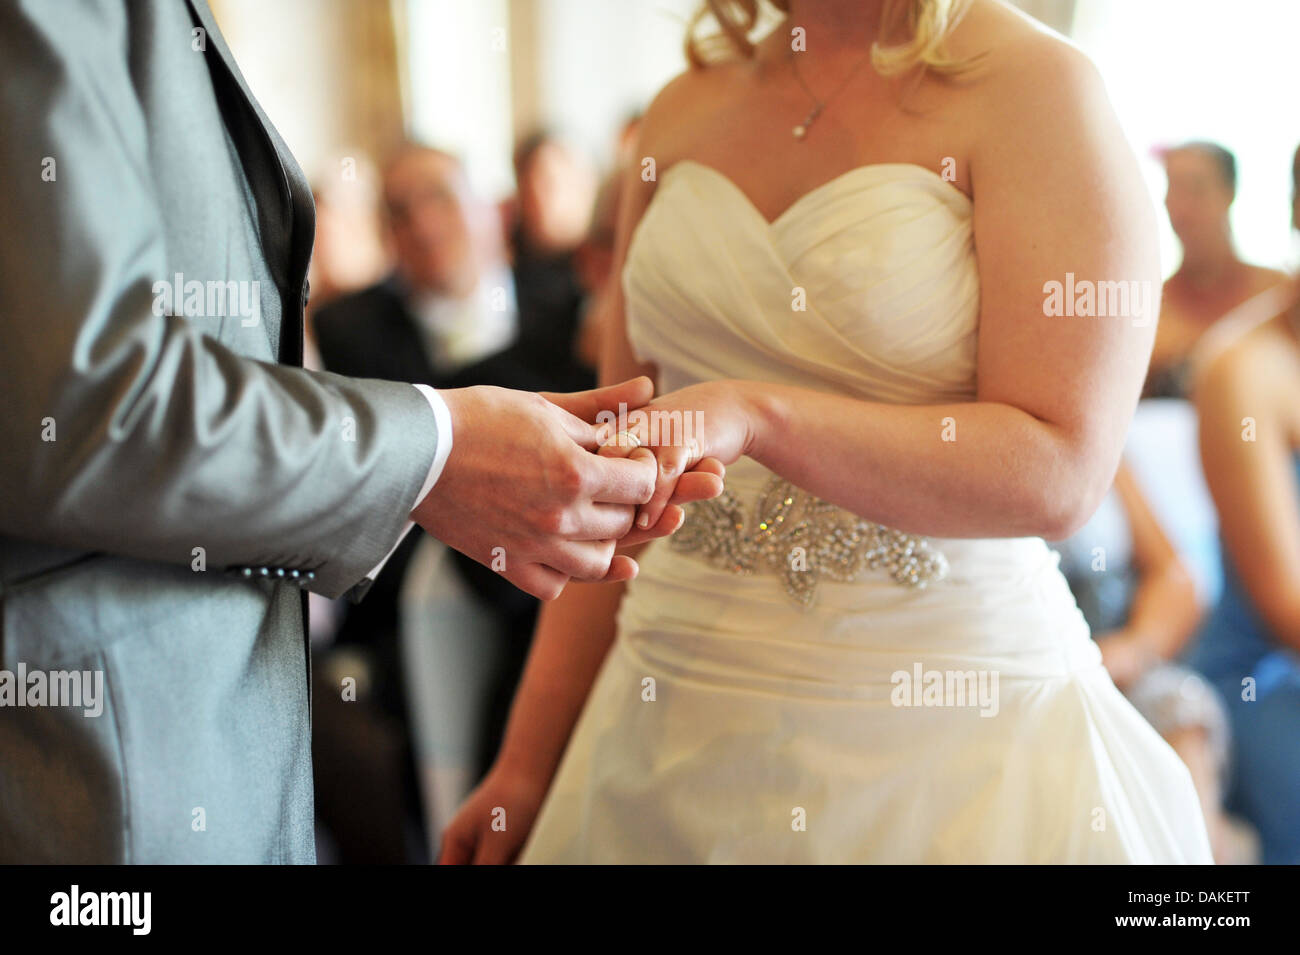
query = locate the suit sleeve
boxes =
[0,0,439,599]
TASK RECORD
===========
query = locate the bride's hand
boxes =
[437,766,550,865]
[597,381,758,533]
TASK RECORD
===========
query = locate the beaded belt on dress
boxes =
[670,477,949,607]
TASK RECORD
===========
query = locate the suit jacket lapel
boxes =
[185,0,314,368]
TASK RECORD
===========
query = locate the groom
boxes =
[0,0,714,863]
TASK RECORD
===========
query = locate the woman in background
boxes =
[1148,141,1287,398]
[1186,146,1300,864]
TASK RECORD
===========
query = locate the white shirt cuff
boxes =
[363,384,455,581]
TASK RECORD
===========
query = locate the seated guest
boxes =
[317,145,521,383]
[508,130,598,390]
[1148,141,1287,398]
[1052,461,1251,863]
[310,144,546,863]
[1186,146,1300,864]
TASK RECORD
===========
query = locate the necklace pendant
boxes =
[793,105,821,141]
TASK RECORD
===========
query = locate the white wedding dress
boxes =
[519,160,1214,863]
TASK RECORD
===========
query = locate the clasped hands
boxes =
[411,376,756,600]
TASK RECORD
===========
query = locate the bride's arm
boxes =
[488,573,633,782]
[635,40,1160,542]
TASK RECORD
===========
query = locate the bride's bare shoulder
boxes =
[954,0,1104,99]
[951,0,1125,182]
[953,0,1088,63]
[635,61,748,162]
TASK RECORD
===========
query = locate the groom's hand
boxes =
[411,377,663,600]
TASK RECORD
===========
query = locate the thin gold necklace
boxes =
[789,47,875,140]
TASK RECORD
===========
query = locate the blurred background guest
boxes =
[506,130,599,390]
[322,145,519,379]
[1186,145,1300,864]
[1147,141,1287,398]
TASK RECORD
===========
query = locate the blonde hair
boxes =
[685,0,979,77]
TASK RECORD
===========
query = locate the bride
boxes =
[441,0,1213,863]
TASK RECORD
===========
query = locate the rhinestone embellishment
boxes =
[670,477,949,608]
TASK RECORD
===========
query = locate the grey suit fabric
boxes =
[0,0,439,862]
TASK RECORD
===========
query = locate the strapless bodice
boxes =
[622,158,1014,603]
[624,159,980,405]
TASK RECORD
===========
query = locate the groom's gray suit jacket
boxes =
[0,0,439,862]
